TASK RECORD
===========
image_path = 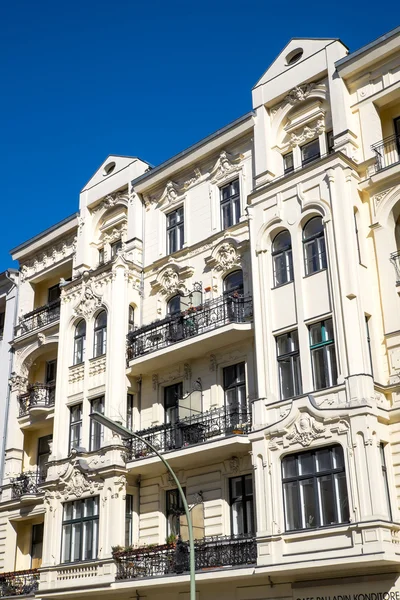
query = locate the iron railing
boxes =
[124,406,250,461]
[372,134,400,172]
[127,295,253,361]
[10,472,45,499]
[18,384,55,417]
[16,300,61,336]
[390,251,400,285]
[0,570,39,597]
[114,534,257,580]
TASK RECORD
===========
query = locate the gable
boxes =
[81,155,151,191]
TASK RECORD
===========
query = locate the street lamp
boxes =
[89,412,196,600]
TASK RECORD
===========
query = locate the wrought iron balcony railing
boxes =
[124,406,251,461]
[18,384,55,417]
[10,472,45,500]
[114,534,257,580]
[372,134,400,172]
[16,300,61,336]
[127,295,253,361]
[390,251,400,285]
[0,569,39,597]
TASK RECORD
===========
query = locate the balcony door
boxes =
[47,284,61,304]
[31,523,44,569]
[395,116,400,157]
[223,363,247,430]
[46,359,57,404]
[164,383,182,425]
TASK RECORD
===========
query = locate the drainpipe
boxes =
[0,270,19,483]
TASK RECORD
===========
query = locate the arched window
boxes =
[73,320,86,365]
[167,295,181,317]
[93,310,107,357]
[272,230,293,286]
[303,217,327,275]
[128,305,135,332]
[223,270,244,297]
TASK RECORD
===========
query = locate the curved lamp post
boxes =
[89,412,196,600]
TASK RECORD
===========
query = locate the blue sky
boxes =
[1,1,397,271]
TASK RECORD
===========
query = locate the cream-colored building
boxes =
[1,25,400,600]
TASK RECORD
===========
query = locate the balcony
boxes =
[0,570,39,597]
[127,295,253,374]
[10,472,44,500]
[16,300,60,337]
[124,406,251,463]
[18,384,55,417]
[372,134,400,172]
[113,534,257,580]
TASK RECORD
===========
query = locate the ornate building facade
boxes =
[1,26,400,600]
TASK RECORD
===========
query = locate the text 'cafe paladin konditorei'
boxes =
[1,25,400,600]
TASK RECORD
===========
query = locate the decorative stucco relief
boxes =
[92,190,130,213]
[20,234,77,282]
[290,118,325,148]
[45,463,104,504]
[284,83,316,105]
[209,150,244,183]
[268,412,349,450]
[9,373,28,393]
[205,238,245,274]
[150,260,194,296]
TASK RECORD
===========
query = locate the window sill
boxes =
[303,267,327,279]
[272,280,294,291]
[90,354,106,361]
[283,521,350,537]
[70,361,84,368]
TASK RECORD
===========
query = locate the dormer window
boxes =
[301,139,320,167]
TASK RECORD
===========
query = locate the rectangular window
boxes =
[301,139,320,166]
[47,284,61,304]
[223,362,247,429]
[127,393,134,430]
[283,152,294,174]
[128,305,135,332]
[309,318,338,390]
[111,239,122,259]
[31,523,44,569]
[166,488,186,539]
[37,434,52,483]
[282,445,349,531]
[380,444,392,519]
[365,316,374,376]
[167,207,184,254]
[220,179,240,229]
[230,474,255,535]
[276,330,302,399]
[125,494,134,546]
[164,383,182,424]
[98,248,105,265]
[90,397,104,451]
[0,311,5,338]
[327,131,334,154]
[69,404,82,452]
[61,497,99,563]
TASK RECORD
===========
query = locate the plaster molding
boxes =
[205,237,245,274]
[289,118,325,148]
[284,83,316,106]
[46,463,104,503]
[71,274,103,319]
[268,411,349,450]
[209,150,244,184]
[9,373,28,393]
[150,260,194,296]
[19,234,77,282]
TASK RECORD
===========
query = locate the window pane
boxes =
[279,357,295,399]
[304,240,318,274]
[324,318,334,342]
[231,501,244,535]
[282,455,297,478]
[334,471,349,522]
[332,445,344,469]
[315,447,332,472]
[274,254,287,285]
[304,217,323,240]
[298,452,314,476]
[311,347,327,390]
[273,230,291,253]
[299,478,316,528]
[318,475,335,525]
[62,524,71,562]
[301,139,320,165]
[326,344,338,386]
[284,481,300,530]
[71,523,81,562]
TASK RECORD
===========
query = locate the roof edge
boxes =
[10,212,79,256]
[336,25,400,69]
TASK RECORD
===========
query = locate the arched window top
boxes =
[224,270,244,295]
[272,230,291,253]
[167,295,181,316]
[303,216,324,241]
[75,319,86,337]
[95,310,107,329]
